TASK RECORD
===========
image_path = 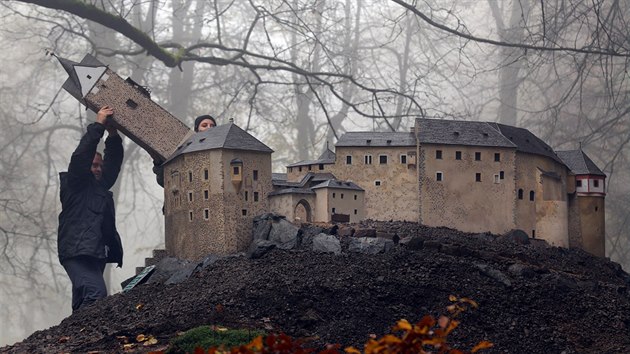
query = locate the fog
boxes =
[1,0,629,346]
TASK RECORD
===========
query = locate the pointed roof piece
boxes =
[556,149,606,176]
[50,53,107,102]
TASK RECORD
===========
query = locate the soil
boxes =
[2,221,630,354]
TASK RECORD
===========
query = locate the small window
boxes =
[595,206,599,212]
[204,169,209,180]
[233,166,240,175]
[299,166,302,172]
[594,180,599,188]
[500,171,505,179]
[379,155,388,164]
[475,173,481,182]
[188,211,193,222]
[475,152,481,161]
[455,151,462,160]
[341,193,344,199]
[242,209,248,216]
[188,191,193,202]
[245,191,248,201]
[204,190,209,200]
[364,155,372,164]
[254,192,259,202]
[319,164,324,170]
[354,194,357,200]
[494,153,501,162]
[346,155,352,164]
[204,209,209,220]
[188,171,193,182]
[333,192,336,198]
[530,191,535,201]
[532,230,536,238]
[289,167,293,173]
[436,172,443,181]
[400,154,407,164]
[332,207,336,214]
[436,150,442,159]
[253,170,258,181]
[308,165,312,171]
[354,209,358,215]
[494,174,500,183]
[375,180,381,186]
[518,189,524,199]
[576,180,582,187]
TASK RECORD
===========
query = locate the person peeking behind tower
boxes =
[152,114,217,187]
[57,105,124,313]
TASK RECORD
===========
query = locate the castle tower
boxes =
[557,150,606,257]
[162,123,273,260]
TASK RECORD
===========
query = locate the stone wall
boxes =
[578,196,606,257]
[313,188,365,223]
[330,146,418,221]
[287,163,335,183]
[420,144,516,234]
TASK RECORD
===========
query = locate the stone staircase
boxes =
[136,249,168,275]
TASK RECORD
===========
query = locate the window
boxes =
[436,150,442,159]
[254,192,259,202]
[379,155,388,164]
[375,180,381,186]
[242,209,248,216]
[346,155,352,164]
[245,191,248,201]
[204,169,209,180]
[494,174,500,183]
[475,152,481,161]
[354,209,358,215]
[233,166,240,175]
[308,165,312,171]
[332,192,336,198]
[436,172,443,181]
[475,173,481,182]
[332,207,336,214]
[289,167,293,173]
[188,211,193,222]
[204,209,209,220]
[188,191,193,202]
[518,189,524,199]
[400,154,407,164]
[253,170,258,181]
[576,180,582,187]
[299,166,302,172]
[494,153,501,162]
[364,155,372,164]
[455,151,462,160]
[529,191,535,201]
[204,190,209,200]
[341,193,344,199]
[188,171,193,182]
[354,194,357,200]
[594,180,600,187]
[319,164,324,170]
[532,230,536,238]
[500,171,505,180]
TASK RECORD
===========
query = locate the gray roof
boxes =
[166,123,273,162]
[272,173,287,181]
[311,180,364,191]
[490,123,564,164]
[268,188,316,197]
[416,118,516,148]
[287,147,336,167]
[336,132,416,147]
[272,172,336,188]
[556,150,606,176]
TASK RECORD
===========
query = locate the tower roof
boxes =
[54,53,107,101]
[556,150,606,176]
[166,122,273,162]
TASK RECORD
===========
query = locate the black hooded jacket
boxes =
[58,123,124,267]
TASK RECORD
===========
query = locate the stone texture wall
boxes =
[514,154,568,246]
[85,69,191,161]
[329,146,418,221]
[287,163,334,182]
[420,144,516,234]
[164,148,271,260]
[567,194,582,249]
[578,196,606,257]
[313,188,364,223]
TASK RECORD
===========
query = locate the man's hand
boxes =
[96,105,113,125]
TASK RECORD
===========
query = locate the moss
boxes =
[166,326,265,354]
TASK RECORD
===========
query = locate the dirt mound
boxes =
[3,221,630,353]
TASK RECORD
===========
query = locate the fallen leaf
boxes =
[215,304,224,312]
[135,303,144,311]
[122,343,136,351]
[58,336,70,343]
[136,334,146,342]
[79,328,86,333]
[143,337,158,346]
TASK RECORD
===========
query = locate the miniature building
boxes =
[162,123,273,260]
[55,54,190,161]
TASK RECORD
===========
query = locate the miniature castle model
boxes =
[55,54,607,262]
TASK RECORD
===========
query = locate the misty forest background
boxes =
[1,0,629,346]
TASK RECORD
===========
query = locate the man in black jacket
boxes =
[58,106,124,312]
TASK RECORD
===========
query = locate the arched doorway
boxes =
[294,199,312,223]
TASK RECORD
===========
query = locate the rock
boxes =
[247,239,276,259]
[312,233,341,255]
[354,228,376,238]
[165,263,197,285]
[507,263,536,278]
[499,229,530,245]
[376,231,393,240]
[400,236,424,250]
[348,237,394,254]
[423,240,442,251]
[475,263,512,287]
[146,257,194,285]
[338,226,355,237]
[441,244,470,257]
[252,217,273,241]
[268,218,300,250]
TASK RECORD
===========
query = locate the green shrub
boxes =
[166,325,265,354]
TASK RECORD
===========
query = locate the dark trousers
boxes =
[62,256,107,312]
